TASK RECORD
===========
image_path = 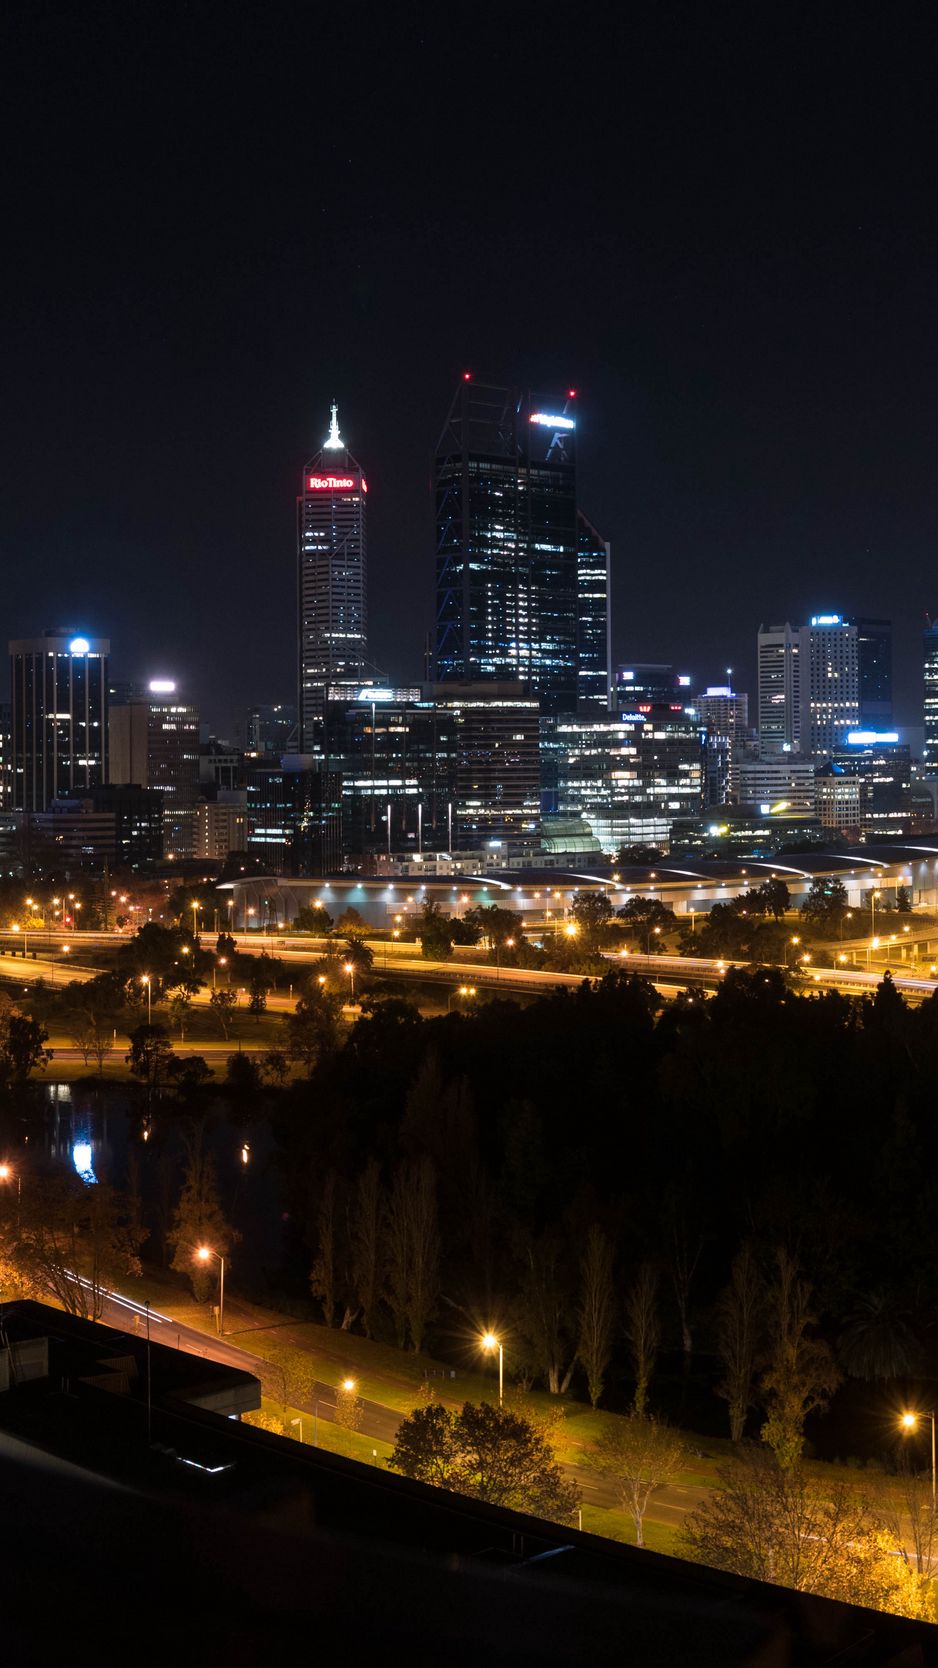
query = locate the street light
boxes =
[481,1331,504,1405]
[196,1244,226,1335]
[140,974,152,1024]
[343,960,356,1002]
[900,1410,936,1511]
[0,1161,20,1203]
[786,935,800,968]
[192,899,200,940]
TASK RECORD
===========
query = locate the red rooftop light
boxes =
[462,370,472,381]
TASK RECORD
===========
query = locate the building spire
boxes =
[323,400,343,450]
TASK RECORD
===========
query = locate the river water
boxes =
[0,1081,291,1296]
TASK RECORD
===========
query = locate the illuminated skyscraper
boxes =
[576,511,611,713]
[9,630,109,811]
[924,618,938,772]
[109,679,201,858]
[435,380,580,714]
[297,404,368,748]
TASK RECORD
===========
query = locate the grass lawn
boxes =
[245,1395,394,1467]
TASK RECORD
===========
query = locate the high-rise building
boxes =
[575,512,611,713]
[799,614,860,758]
[696,685,750,807]
[757,624,800,756]
[109,679,200,858]
[543,704,704,854]
[435,380,579,714]
[10,630,109,812]
[613,665,694,710]
[924,619,938,772]
[297,405,368,748]
[831,731,911,835]
[323,685,456,857]
[244,756,342,876]
[853,617,892,727]
[431,682,541,849]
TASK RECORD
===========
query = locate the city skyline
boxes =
[4,9,938,733]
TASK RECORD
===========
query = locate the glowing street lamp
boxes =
[481,1331,504,1405]
[0,1161,20,1202]
[140,974,152,1023]
[900,1409,936,1510]
[196,1244,225,1335]
[343,960,356,1001]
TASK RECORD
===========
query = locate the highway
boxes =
[4,930,938,1005]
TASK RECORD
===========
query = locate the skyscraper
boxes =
[757,623,800,755]
[298,404,368,749]
[109,679,201,858]
[10,630,109,811]
[435,379,579,714]
[575,511,611,713]
[799,614,859,758]
[924,618,938,772]
[852,616,893,727]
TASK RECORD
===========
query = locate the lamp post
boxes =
[344,961,356,1002]
[786,935,800,969]
[290,1415,304,1444]
[196,1245,225,1335]
[900,1410,936,1511]
[0,1161,21,1204]
[870,888,881,946]
[481,1331,504,1405]
[192,899,200,941]
[141,974,152,1024]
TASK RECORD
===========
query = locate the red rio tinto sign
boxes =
[308,474,356,491]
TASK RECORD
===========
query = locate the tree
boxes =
[837,1287,920,1381]
[617,896,674,951]
[334,1379,364,1431]
[624,1261,659,1416]
[351,1157,383,1338]
[225,1052,260,1093]
[593,1417,685,1547]
[167,1129,238,1302]
[0,1013,52,1082]
[168,1054,213,1091]
[286,986,341,1073]
[294,903,333,932]
[209,988,238,1039]
[759,878,791,920]
[309,1169,341,1326]
[577,1224,616,1407]
[760,1249,840,1468]
[715,1243,763,1442]
[515,1232,577,1395]
[125,1023,174,1088]
[259,1048,289,1085]
[168,991,192,1039]
[389,1402,580,1524]
[13,1168,145,1321]
[464,904,523,948]
[570,890,616,949]
[681,1447,932,1619]
[896,884,912,913]
[802,878,849,936]
[335,905,369,939]
[384,1156,439,1351]
[417,900,454,961]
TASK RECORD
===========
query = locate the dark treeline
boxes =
[268,965,938,1437]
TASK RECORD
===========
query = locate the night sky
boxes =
[3,2,938,734]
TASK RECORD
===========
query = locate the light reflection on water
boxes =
[0,1083,284,1281]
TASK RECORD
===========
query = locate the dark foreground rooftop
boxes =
[0,1302,934,1666]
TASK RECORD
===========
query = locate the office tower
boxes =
[543,704,704,854]
[696,685,749,806]
[0,701,10,808]
[799,614,860,758]
[924,619,938,772]
[9,630,109,812]
[613,665,694,709]
[831,731,911,836]
[575,512,611,713]
[757,624,800,755]
[109,679,200,858]
[737,756,817,814]
[324,685,457,857]
[430,682,541,848]
[853,617,893,727]
[244,756,342,876]
[435,379,579,714]
[297,405,368,749]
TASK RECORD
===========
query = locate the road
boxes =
[87,1279,707,1520]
